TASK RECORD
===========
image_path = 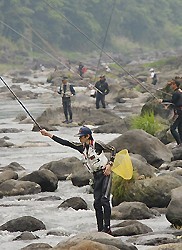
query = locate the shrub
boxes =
[131,111,163,135]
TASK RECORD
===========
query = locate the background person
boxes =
[95,75,109,109]
[58,76,75,124]
[149,68,158,85]
[160,79,182,147]
[40,126,116,234]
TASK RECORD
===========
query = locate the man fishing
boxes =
[95,75,110,109]
[40,126,116,234]
[160,79,182,147]
[58,76,75,124]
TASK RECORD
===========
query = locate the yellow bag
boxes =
[112,149,133,180]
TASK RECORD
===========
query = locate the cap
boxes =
[62,76,68,80]
[149,68,154,72]
[75,126,92,137]
[100,75,105,78]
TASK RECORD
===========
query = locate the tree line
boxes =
[0,0,182,55]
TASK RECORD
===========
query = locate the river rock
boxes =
[21,243,52,250]
[111,202,155,220]
[112,220,152,236]
[58,196,88,210]
[40,157,84,180]
[0,179,41,196]
[0,216,46,232]
[166,186,182,227]
[20,169,58,192]
[55,232,137,250]
[110,129,173,167]
[0,170,18,184]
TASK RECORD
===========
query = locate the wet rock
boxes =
[58,196,88,210]
[0,179,41,196]
[0,170,18,184]
[20,169,58,192]
[56,232,137,250]
[112,175,181,208]
[13,231,39,241]
[21,243,52,250]
[0,138,14,147]
[112,220,152,236]
[166,186,182,227]
[40,157,84,181]
[111,202,155,220]
[0,216,46,232]
[71,170,92,187]
[0,162,25,172]
[110,129,173,167]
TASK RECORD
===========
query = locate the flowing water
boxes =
[0,75,172,250]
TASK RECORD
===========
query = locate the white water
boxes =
[0,75,172,250]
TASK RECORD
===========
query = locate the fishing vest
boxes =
[82,141,108,173]
[61,83,72,98]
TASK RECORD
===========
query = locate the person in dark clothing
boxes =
[95,75,109,109]
[161,79,182,147]
[58,76,75,124]
[40,126,116,234]
[78,62,84,78]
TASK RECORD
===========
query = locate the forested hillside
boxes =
[0,0,182,56]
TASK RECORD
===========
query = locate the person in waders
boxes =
[58,76,75,124]
[95,75,109,109]
[40,126,116,234]
[160,79,182,148]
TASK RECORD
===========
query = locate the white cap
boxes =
[149,68,154,72]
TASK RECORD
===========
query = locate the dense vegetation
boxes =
[0,0,182,56]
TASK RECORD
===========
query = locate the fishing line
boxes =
[43,0,159,100]
[94,0,116,81]
[0,76,42,129]
[0,19,76,74]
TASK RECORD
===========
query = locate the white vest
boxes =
[82,141,108,173]
[61,83,72,98]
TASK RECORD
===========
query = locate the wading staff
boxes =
[0,76,42,130]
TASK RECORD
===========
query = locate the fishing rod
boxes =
[0,76,42,130]
[43,0,159,100]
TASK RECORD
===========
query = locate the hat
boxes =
[75,126,92,137]
[100,75,105,78]
[62,76,68,80]
[149,68,154,72]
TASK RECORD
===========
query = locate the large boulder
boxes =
[20,169,58,192]
[111,202,155,220]
[0,216,46,232]
[112,175,181,207]
[110,129,173,167]
[166,186,182,227]
[112,220,152,236]
[40,157,84,180]
[0,179,41,196]
[54,232,137,250]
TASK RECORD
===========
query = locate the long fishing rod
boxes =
[0,76,42,130]
[43,0,158,100]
